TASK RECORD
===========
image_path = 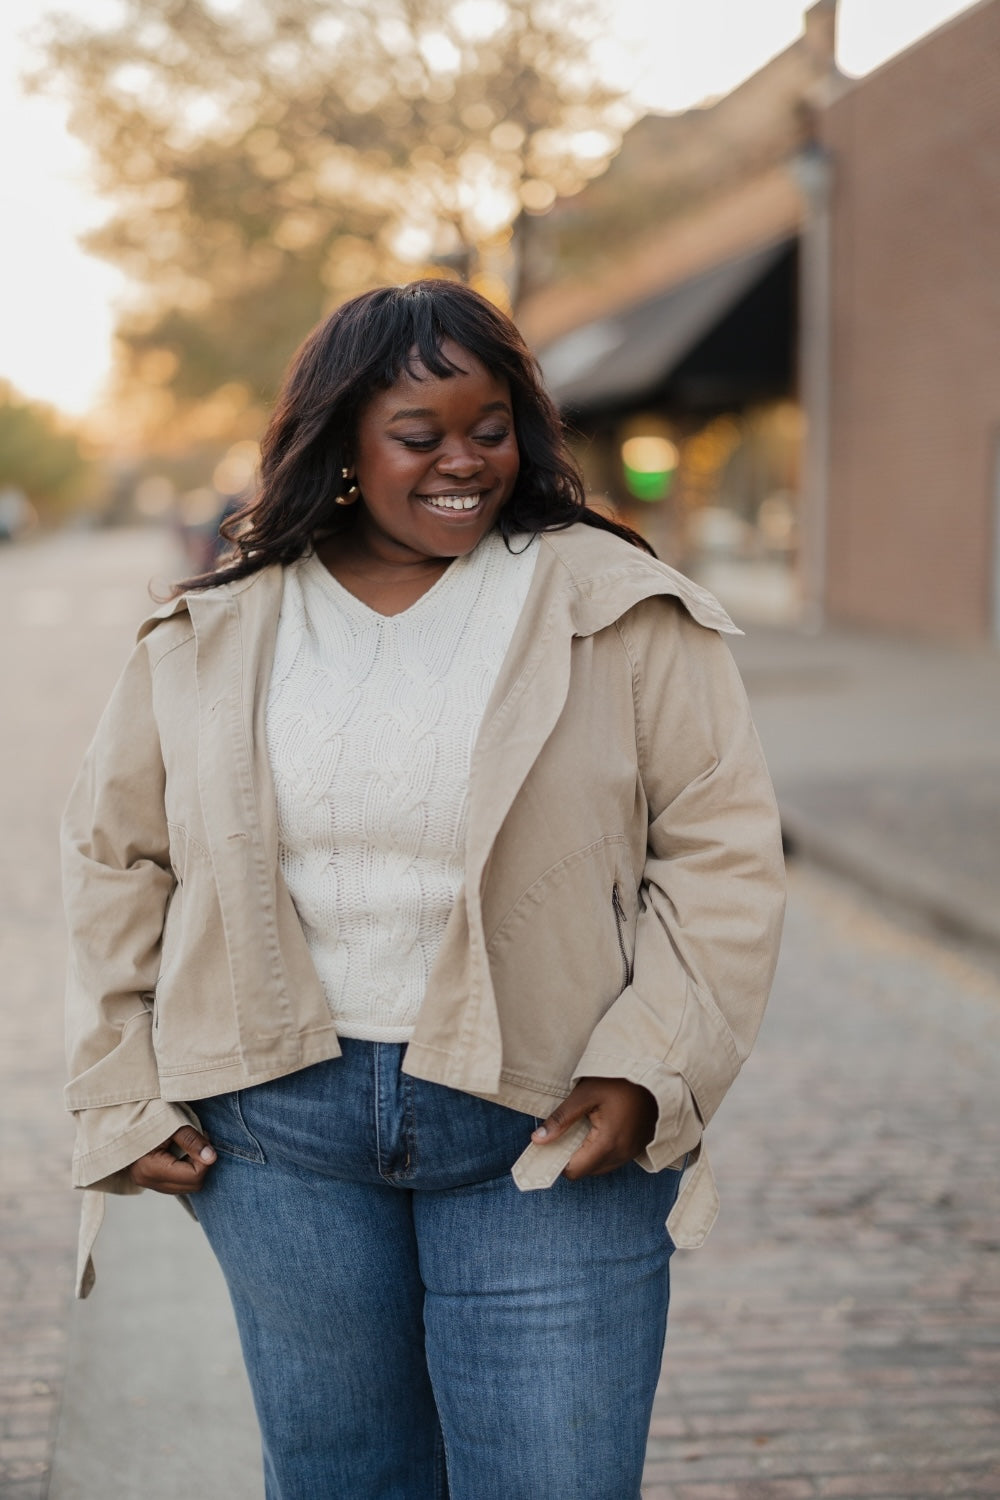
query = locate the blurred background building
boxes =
[515,0,1000,644]
[2,0,998,642]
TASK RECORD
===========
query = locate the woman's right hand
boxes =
[126,1126,217,1193]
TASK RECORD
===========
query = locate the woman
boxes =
[63,280,785,1499]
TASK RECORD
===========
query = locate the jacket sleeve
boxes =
[62,636,192,1193]
[572,596,786,1172]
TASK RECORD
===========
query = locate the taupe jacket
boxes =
[63,524,785,1295]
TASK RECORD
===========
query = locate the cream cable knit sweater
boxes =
[266,529,538,1040]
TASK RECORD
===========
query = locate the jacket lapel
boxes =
[464,527,739,886]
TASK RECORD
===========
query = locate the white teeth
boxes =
[422,493,481,511]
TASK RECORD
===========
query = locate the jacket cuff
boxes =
[571,1048,703,1172]
[71,1098,195,1189]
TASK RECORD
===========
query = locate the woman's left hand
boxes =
[531,1077,657,1179]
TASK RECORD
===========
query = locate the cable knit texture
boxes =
[266,528,538,1040]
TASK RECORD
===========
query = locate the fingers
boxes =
[563,1125,630,1180]
[126,1126,217,1195]
[174,1125,217,1166]
[531,1081,594,1144]
[532,1078,658,1181]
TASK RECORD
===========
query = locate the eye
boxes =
[475,428,510,445]
[397,436,439,451]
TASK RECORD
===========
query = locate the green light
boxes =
[621,434,677,502]
[623,465,674,502]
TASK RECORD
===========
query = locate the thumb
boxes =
[531,1085,592,1143]
[172,1125,216,1165]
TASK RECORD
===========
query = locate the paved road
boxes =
[3,530,999,1499]
[0,528,185,1499]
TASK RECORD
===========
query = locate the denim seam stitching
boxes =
[403,1068,417,1180]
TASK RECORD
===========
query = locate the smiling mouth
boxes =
[417,491,485,513]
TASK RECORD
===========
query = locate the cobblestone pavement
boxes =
[645,864,1000,1500]
[0,529,183,1499]
[3,530,1000,1499]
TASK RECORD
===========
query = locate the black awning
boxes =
[537,237,795,412]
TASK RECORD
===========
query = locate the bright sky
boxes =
[0,0,981,417]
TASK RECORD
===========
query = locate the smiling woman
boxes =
[62,278,786,1499]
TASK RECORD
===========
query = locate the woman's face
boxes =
[349,339,520,565]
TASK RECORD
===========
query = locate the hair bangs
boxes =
[367,287,469,391]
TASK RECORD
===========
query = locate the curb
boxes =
[779,803,1000,955]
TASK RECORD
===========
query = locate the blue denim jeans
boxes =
[192,1039,682,1500]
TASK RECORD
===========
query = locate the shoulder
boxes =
[535,519,651,579]
[534,522,739,638]
[136,564,285,662]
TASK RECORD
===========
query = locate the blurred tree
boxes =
[35,0,630,439]
[0,382,94,516]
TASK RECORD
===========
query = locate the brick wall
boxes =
[822,0,1000,640]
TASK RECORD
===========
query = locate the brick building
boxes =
[516,0,1000,643]
[819,0,1000,641]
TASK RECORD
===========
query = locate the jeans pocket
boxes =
[195,1090,266,1164]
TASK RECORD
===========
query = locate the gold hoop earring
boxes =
[335,466,359,506]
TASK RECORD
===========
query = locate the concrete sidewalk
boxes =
[47,1196,262,1500]
[730,622,1000,953]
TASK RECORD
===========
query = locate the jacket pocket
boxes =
[612,881,633,991]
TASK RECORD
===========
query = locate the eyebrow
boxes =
[386,400,511,422]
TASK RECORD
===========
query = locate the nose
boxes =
[436,440,485,479]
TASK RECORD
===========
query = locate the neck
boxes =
[333,525,452,580]
[339,556,447,585]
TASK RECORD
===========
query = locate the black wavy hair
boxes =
[175,278,651,592]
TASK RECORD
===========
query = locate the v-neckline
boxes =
[302,548,466,623]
